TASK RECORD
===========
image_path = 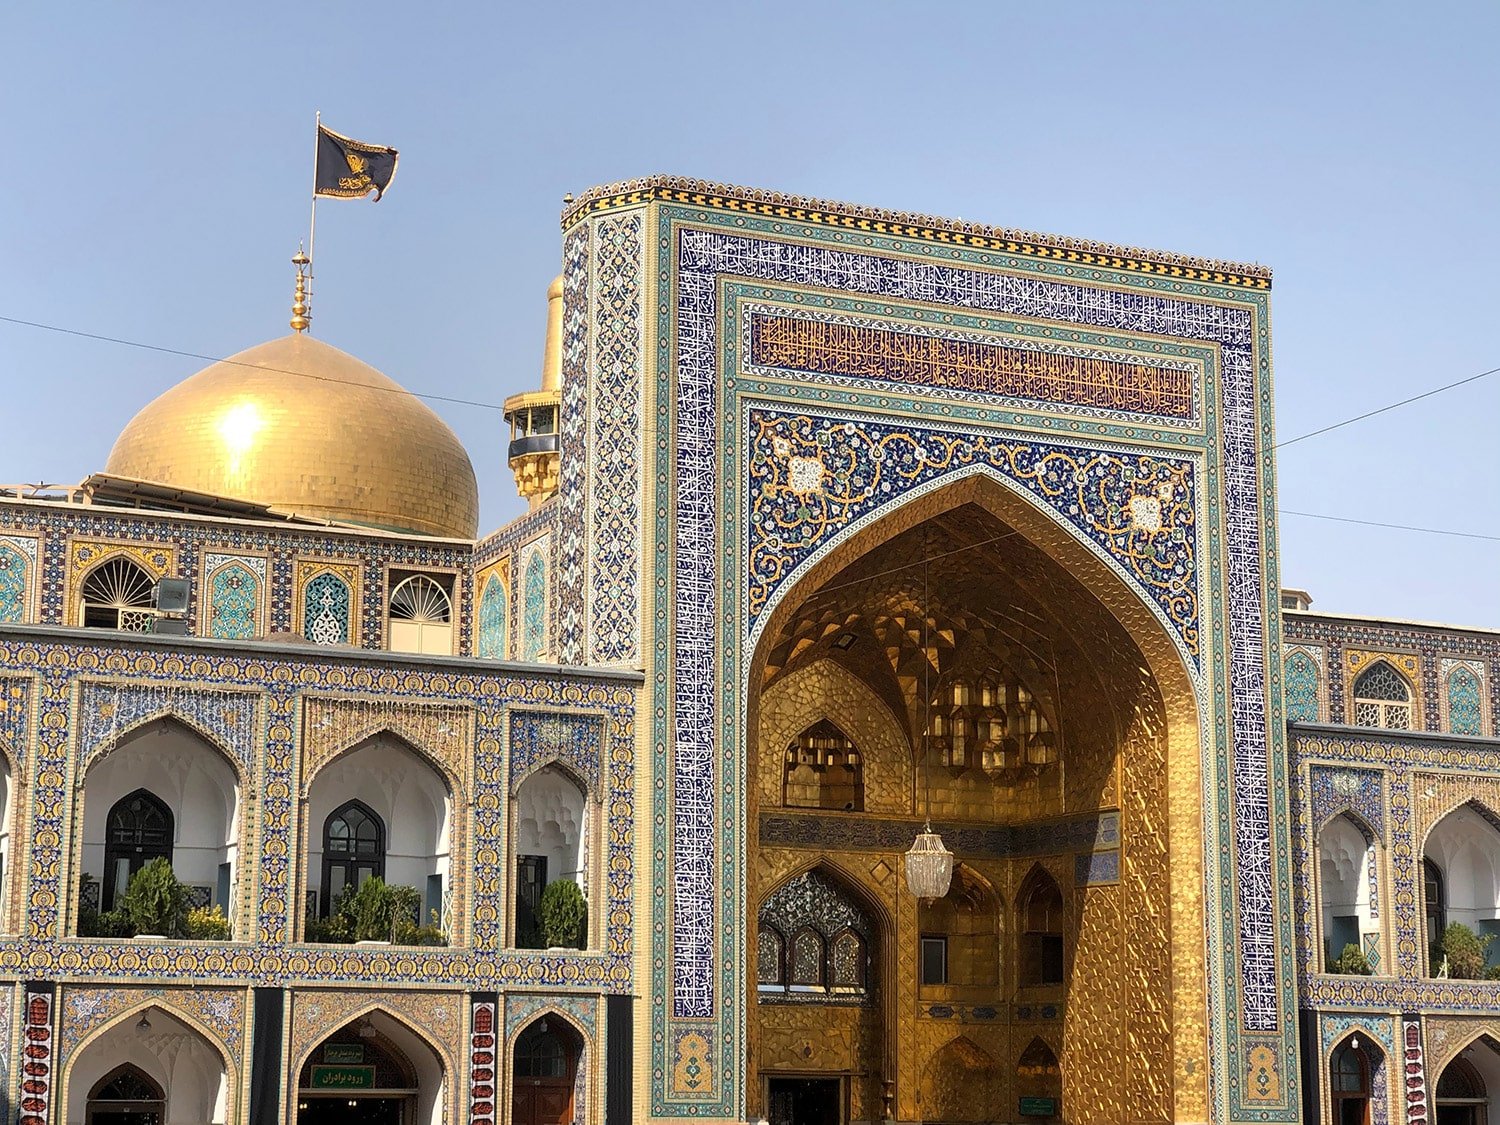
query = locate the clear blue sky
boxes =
[2,3,1496,627]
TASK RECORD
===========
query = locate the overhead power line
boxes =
[0,314,509,413]
[1276,363,1500,449]
[1278,509,1500,543]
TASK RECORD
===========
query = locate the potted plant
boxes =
[1441,922,1492,980]
[537,879,587,950]
[1330,942,1372,976]
[118,858,187,939]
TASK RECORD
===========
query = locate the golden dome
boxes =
[105,334,479,538]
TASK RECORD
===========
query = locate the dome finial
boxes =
[290,248,311,333]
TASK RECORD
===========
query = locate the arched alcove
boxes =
[743,471,1204,1124]
[304,732,452,941]
[1017,866,1065,988]
[1016,1037,1062,1121]
[1318,814,1379,970]
[919,1036,1002,1122]
[1435,1035,1500,1125]
[1423,803,1500,976]
[65,1005,231,1125]
[1328,1033,1380,1125]
[79,717,241,928]
[79,555,156,631]
[512,763,590,949]
[918,863,999,991]
[297,1011,445,1125]
[510,1014,584,1125]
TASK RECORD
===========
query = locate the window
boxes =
[87,1064,165,1124]
[387,572,454,655]
[790,928,826,990]
[103,789,173,910]
[515,854,547,947]
[1424,857,1446,953]
[320,800,385,916]
[1329,1040,1371,1125]
[921,934,949,985]
[756,869,873,1001]
[1351,663,1412,730]
[515,1024,569,1079]
[757,923,786,989]
[1020,872,1065,986]
[80,557,156,631]
[829,929,867,992]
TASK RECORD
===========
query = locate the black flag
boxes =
[315,125,399,201]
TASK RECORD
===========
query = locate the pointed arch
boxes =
[507,1008,590,1125]
[1316,805,1378,844]
[81,710,248,789]
[1429,1030,1500,1086]
[509,752,592,802]
[477,572,509,659]
[1445,663,1485,736]
[302,725,460,799]
[1018,865,1065,987]
[204,559,260,639]
[290,1002,449,1082]
[522,548,548,660]
[0,541,30,623]
[1284,646,1322,723]
[302,568,353,645]
[78,553,157,630]
[1417,796,1500,858]
[920,1034,1002,1121]
[62,997,237,1125]
[920,862,1002,988]
[1351,660,1415,730]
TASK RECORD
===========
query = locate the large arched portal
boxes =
[64,1005,231,1124]
[296,1013,445,1125]
[746,480,1203,1124]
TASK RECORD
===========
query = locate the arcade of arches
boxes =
[746,487,1206,1124]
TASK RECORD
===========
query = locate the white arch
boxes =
[1317,814,1379,970]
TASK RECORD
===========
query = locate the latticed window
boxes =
[303,571,351,646]
[790,928,826,989]
[0,543,27,623]
[320,800,385,916]
[103,788,173,910]
[756,923,785,987]
[477,574,507,659]
[1352,663,1412,730]
[515,1023,570,1079]
[757,869,872,1001]
[88,1064,164,1123]
[207,562,258,640]
[81,557,156,631]
[1447,666,1483,736]
[523,552,547,660]
[1284,650,1320,723]
[388,573,454,655]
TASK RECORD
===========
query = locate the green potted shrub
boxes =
[118,858,187,939]
[1441,922,1492,980]
[537,879,587,950]
[1331,942,1372,976]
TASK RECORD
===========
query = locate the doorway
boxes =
[296,1097,406,1124]
[767,1077,843,1125]
[512,1017,581,1125]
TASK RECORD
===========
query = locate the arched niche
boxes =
[1328,1033,1383,1125]
[1423,802,1500,976]
[1016,1037,1062,1120]
[918,863,1000,992]
[1317,813,1379,971]
[79,716,242,923]
[919,1035,1002,1122]
[296,1011,445,1125]
[303,732,452,938]
[743,472,1205,1124]
[1434,1034,1500,1125]
[1017,866,1065,989]
[510,1014,585,1125]
[512,763,592,949]
[64,1005,231,1125]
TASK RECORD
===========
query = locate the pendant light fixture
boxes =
[905,555,953,899]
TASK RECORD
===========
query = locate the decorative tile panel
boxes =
[1284,647,1322,724]
[1309,766,1385,838]
[556,224,592,664]
[508,710,605,797]
[476,569,508,660]
[521,539,549,661]
[1439,659,1485,737]
[202,553,266,640]
[0,536,38,624]
[76,679,260,775]
[588,213,644,666]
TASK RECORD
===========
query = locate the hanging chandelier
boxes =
[905,819,954,900]
[906,554,954,900]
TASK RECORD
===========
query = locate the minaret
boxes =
[503,276,563,508]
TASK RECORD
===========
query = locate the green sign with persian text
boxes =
[310,1065,375,1090]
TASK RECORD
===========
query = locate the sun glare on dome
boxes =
[217,400,265,477]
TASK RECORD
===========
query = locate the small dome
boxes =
[106,334,479,538]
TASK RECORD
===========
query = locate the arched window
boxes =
[303,571,351,646]
[1436,1055,1487,1122]
[103,789,173,910]
[790,928,826,990]
[522,551,547,660]
[477,574,507,659]
[81,557,156,631]
[829,929,867,992]
[1285,650,1320,723]
[782,720,863,811]
[756,923,786,989]
[320,800,385,916]
[756,869,873,1002]
[1424,857,1446,966]
[388,573,454,655]
[1447,666,1484,736]
[0,543,28,623]
[206,560,259,639]
[1020,870,1064,987]
[1352,663,1412,730]
[1329,1039,1371,1125]
[88,1064,165,1123]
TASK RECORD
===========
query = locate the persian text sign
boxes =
[309,1065,375,1090]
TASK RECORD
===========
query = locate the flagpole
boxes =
[307,110,321,334]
